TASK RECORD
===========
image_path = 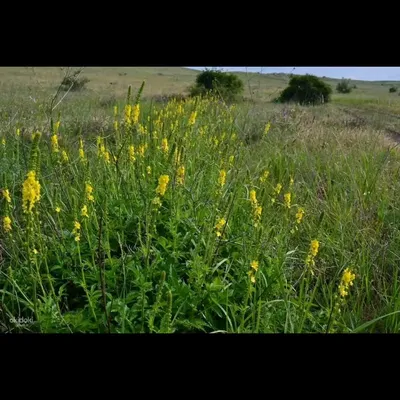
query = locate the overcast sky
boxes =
[187,67,400,81]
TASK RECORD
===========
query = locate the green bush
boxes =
[189,69,244,101]
[389,86,398,93]
[277,74,332,105]
[336,78,352,94]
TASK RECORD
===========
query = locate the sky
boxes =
[187,67,400,81]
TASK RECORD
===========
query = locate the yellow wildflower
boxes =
[152,196,162,208]
[251,260,259,272]
[138,144,145,158]
[338,268,356,298]
[260,170,270,183]
[156,175,170,197]
[1,138,5,146]
[215,218,226,237]
[62,150,69,163]
[274,183,282,195]
[113,105,118,117]
[147,166,152,175]
[264,122,271,135]
[249,190,257,206]
[132,104,140,124]
[124,104,132,125]
[289,176,294,187]
[55,206,61,213]
[176,165,185,185]
[22,171,41,214]
[51,134,59,153]
[284,192,291,208]
[2,189,11,203]
[310,239,319,257]
[79,139,85,161]
[218,170,226,188]
[81,204,88,218]
[128,145,136,162]
[86,183,94,202]
[72,220,81,242]
[295,207,305,224]
[3,216,11,233]
[188,111,197,126]
[114,120,119,131]
[16,128,20,136]
[254,205,262,227]
[161,138,169,155]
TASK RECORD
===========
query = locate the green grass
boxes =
[1,67,400,333]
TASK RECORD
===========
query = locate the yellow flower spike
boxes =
[16,128,20,136]
[2,189,11,203]
[260,170,270,183]
[85,183,95,202]
[124,104,132,125]
[138,144,145,158]
[79,139,85,161]
[147,166,152,175]
[113,105,118,117]
[61,150,69,163]
[1,138,5,146]
[72,221,81,242]
[274,183,282,195]
[264,122,271,135]
[218,169,226,188]
[3,216,12,233]
[176,165,185,185]
[22,171,41,214]
[51,134,59,153]
[289,176,294,187]
[55,206,61,213]
[295,207,305,224]
[188,111,197,126]
[215,218,226,237]
[251,260,259,272]
[249,190,257,206]
[156,175,170,197]
[81,204,88,218]
[284,192,291,208]
[310,239,319,257]
[128,145,136,162]
[132,104,140,124]
[161,138,169,155]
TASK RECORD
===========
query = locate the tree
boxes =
[189,69,244,101]
[336,78,352,94]
[277,74,332,105]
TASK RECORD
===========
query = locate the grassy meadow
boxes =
[1,67,400,333]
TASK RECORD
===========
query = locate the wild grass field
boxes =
[1,67,400,333]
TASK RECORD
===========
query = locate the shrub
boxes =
[389,86,398,93]
[277,74,332,105]
[61,70,90,92]
[189,69,244,101]
[336,78,352,94]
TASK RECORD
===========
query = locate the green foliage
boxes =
[389,86,398,93]
[189,69,244,101]
[277,74,332,105]
[336,78,353,94]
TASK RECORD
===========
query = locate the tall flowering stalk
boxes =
[249,189,262,228]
